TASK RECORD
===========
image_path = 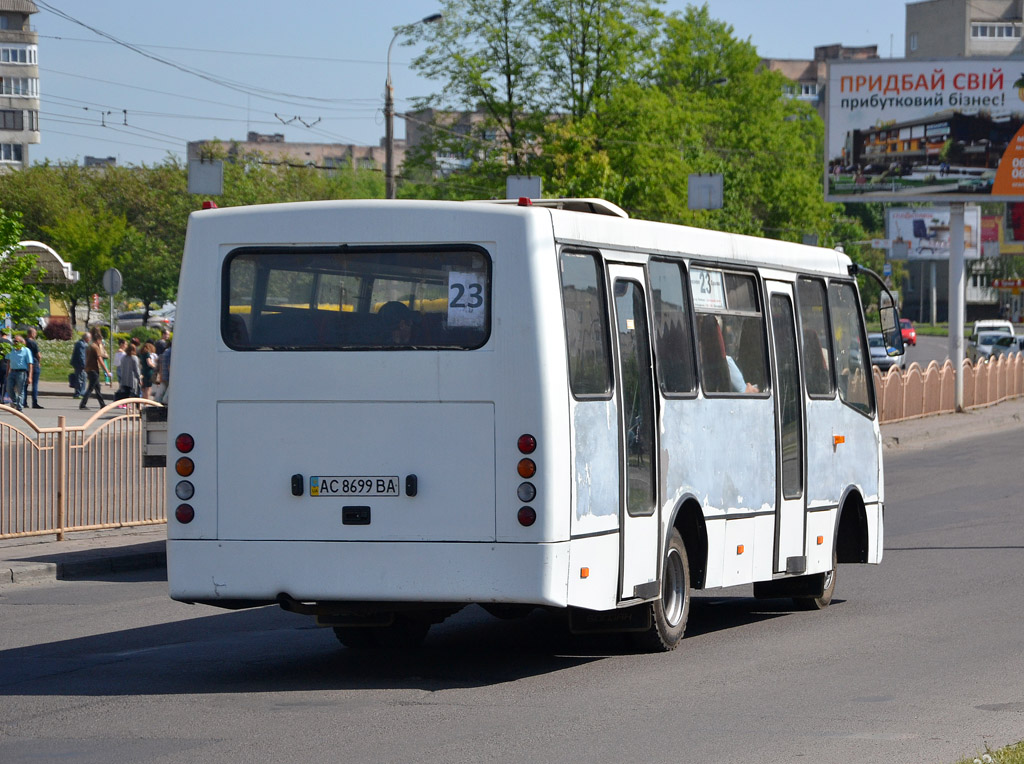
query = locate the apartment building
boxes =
[906,0,1024,58]
[763,44,879,120]
[0,0,40,170]
[187,132,403,173]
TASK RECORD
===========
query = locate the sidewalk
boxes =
[2,396,1022,589]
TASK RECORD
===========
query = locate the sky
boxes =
[26,0,907,167]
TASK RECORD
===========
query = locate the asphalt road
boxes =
[1,427,1022,764]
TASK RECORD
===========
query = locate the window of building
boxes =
[0,77,39,97]
[0,45,36,64]
[0,109,23,130]
[801,83,818,97]
[972,22,1022,38]
[0,143,24,162]
[909,33,918,51]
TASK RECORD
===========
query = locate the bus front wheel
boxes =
[632,528,690,652]
[793,551,837,610]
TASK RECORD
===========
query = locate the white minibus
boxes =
[162,197,903,651]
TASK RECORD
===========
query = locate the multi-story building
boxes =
[906,0,1024,58]
[0,0,40,170]
[187,132,403,174]
[763,44,879,120]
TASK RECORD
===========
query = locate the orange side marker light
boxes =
[736,545,744,555]
[817,536,824,546]
[580,567,590,579]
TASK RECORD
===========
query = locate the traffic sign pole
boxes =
[102,268,122,386]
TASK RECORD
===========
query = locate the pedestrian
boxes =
[116,342,141,400]
[139,341,157,399]
[70,331,89,398]
[3,335,33,412]
[154,340,171,404]
[155,329,170,356]
[0,329,11,404]
[24,326,43,409]
[113,339,127,386]
[80,328,109,410]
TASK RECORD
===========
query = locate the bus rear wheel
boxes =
[632,528,690,652]
[793,551,837,610]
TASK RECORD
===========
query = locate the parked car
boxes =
[967,330,1010,363]
[988,334,1024,359]
[868,332,902,372]
[899,317,917,346]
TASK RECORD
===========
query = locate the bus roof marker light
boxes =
[517,197,533,206]
[517,434,536,454]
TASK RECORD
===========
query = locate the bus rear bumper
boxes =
[167,539,571,608]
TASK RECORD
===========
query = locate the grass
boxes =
[911,323,972,338]
[953,741,1024,764]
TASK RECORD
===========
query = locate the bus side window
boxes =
[796,277,834,396]
[828,281,872,415]
[560,252,612,397]
[649,259,696,394]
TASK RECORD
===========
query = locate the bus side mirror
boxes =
[879,294,904,357]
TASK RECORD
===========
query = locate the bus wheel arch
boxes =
[671,497,708,590]
[835,490,869,564]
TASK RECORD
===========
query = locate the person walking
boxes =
[117,342,141,400]
[24,326,43,409]
[154,340,171,404]
[0,329,11,404]
[155,329,170,356]
[80,328,109,410]
[3,335,34,412]
[139,341,157,399]
[70,331,89,398]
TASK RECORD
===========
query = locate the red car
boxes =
[900,317,917,346]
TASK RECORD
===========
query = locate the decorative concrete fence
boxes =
[0,399,165,540]
[874,353,1024,423]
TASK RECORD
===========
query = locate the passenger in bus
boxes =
[698,314,730,393]
[378,301,415,346]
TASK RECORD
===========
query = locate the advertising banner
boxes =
[827,59,1024,202]
[885,205,981,260]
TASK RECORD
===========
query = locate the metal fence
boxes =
[874,352,1024,423]
[0,399,166,540]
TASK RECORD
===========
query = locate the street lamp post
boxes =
[385,12,442,200]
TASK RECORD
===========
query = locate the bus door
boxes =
[766,281,807,574]
[607,264,660,601]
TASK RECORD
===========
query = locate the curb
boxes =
[1,542,166,586]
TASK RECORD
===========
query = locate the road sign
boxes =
[102,268,122,295]
[883,262,892,277]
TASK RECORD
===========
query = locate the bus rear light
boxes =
[175,433,195,453]
[518,506,536,526]
[517,434,536,454]
[175,481,195,501]
[517,458,536,478]
[516,482,536,502]
[175,504,195,524]
[175,457,195,477]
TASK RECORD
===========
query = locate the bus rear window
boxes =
[222,246,491,350]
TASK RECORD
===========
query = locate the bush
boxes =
[43,317,72,340]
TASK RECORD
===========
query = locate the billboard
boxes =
[886,205,981,260]
[827,59,1024,202]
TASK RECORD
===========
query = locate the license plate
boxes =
[310,476,400,497]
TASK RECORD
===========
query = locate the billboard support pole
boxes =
[949,203,966,412]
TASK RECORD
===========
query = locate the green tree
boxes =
[42,207,127,329]
[0,207,45,326]
[119,227,180,325]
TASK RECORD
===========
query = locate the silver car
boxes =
[988,334,1024,360]
[967,330,1010,363]
[868,332,902,372]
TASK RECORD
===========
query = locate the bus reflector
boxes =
[175,433,195,453]
[175,504,195,524]
[517,434,537,454]
[518,507,536,526]
[580,567,589,579]
[517,458,536,478]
